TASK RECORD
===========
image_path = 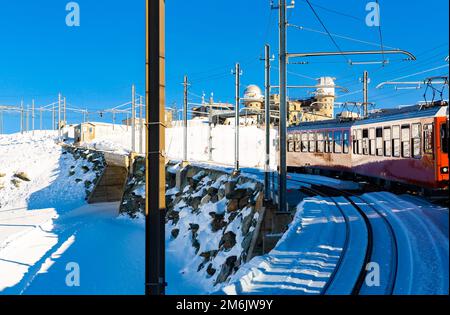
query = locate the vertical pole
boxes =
[26,105,29,132]
[148,0,166,295]
[58,93,61,139]
[131,84,136,152]
[363,70,369,118]
[208,104,213,161]
[20,100,24,134]
[234,63,241,174]
[52,102,55,130]
[112,111,115,130]
[278,0,288,212]
[264,44,271,201]
[183,75,189,164]
[32,99,35,135]
[139,95,144,154]
[63,97,66,127]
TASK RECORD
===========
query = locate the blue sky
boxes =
[0,0,145,134]
[166,0,449,116]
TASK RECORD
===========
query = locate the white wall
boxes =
[166,122,278,169]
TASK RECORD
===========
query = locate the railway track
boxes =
[239,168,399,295]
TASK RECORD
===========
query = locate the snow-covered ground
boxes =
[0,132,144,294]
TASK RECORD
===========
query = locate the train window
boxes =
[412,123,421,158]
[317,132,324,153]
[352,130,357,154]
[423,124,433,154]
[288,134,295,152]
[441,123,448,154]
[357,129,363,155]
[301,133,308,152]
[334,131,342,153]
[401,125,411,158]
[384,127,392,156]
[369,128,376,155]
[309,132,316,152]
[343,130,350,154]
[326,131,333,153]
[294,134,301,152]
[392,125,400,157]
[362,129,369,155]
[376,127,383,156]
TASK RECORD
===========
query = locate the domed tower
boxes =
[314,77,335,119]
[243,85,264,110]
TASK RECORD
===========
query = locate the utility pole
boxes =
[40,107,43,130]
[131,84,136,152]
[63,97,67,127]
[278,0,288,212]
[208,106,213,161]
[58,93,61,139]
[52,102,55,130]
[182,75,189,166]
[139,96,144,154]
[148,0,166,295]
[26,105,29,132]
[20,100,24,134]
[232,63,242,175]
[112,111,116,130]
[264,44,272,201]
[363,70,369,118]
[32,99,35,135]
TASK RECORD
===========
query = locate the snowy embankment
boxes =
[166,122,278,169]
[165,164,264,294]
[0,132,144,294]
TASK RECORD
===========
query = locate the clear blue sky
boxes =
[0,0,145,134]
[166,0,449,116]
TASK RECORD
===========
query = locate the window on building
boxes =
[301,133,308,152]
[294,134,301,152]
[392,125,400,157]
[401,124,411,158]
[343,130,350,154]
[288,134,294,152]
[369,128,376,155]
[376,127,383,156]
[317,132,324,153]
[412,123,421,158]
[362,129,369,155]
[334,130,342,153]
[423,124,433,154]
[309,132,316,153]
[384,127,391,157]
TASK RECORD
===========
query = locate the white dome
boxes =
[244,85,263,101]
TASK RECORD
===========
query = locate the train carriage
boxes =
[287,103,449,189]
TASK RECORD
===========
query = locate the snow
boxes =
[0,132,144,294]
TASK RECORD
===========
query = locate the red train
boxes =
[287,102,449,189]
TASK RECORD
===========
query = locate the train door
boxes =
[435,117,449,183]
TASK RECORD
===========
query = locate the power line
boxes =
[300,0,364,22]
[375,0,385,65]
[304,0,351,64]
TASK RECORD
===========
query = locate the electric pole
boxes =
[132,84,136,152]
[20,100,24,134]
[58,93,61,139]
[278,0,288,212]
[139,95,144,154]
[26,105,29,132]
[363,70,369,118]
[264,44,272,201]
[52,102,55,131]
[182,75,189,166]
[63,97,67,128]
[32,99,35,135]
[233,63,242,175]
[148,0,166,295]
